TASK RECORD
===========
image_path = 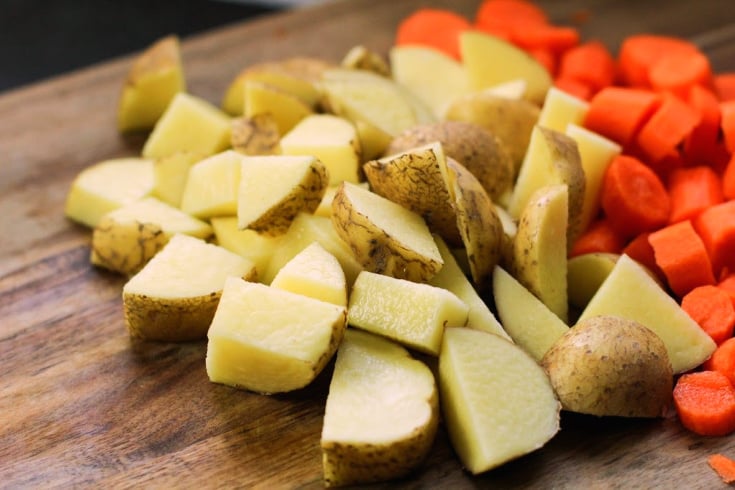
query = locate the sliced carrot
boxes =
[511,24,580,55]
[395,8,471,59]
[648,49,712,98]
[693,200,735,279]
[667,166,723,224]
[722,153,735,201]
[717,273,735,307]
[636,93,701,163]
[648,220,715,298]
[708,454,735,484]
[714,73,735,102]
[583,87,661,146]
[475,0,548,30]
[618,34,700,88]
[600,155,671,238]
[673,370,735,437]
[569,218,626,257]
[554,77,593,100]
[721,100,735,154]
[622,232,666,282]
[557,40,616,93]
[683,85,723,168]
[703,338,735,386]
[681,285,735,345]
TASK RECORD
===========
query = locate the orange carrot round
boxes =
[648,220,715,299]
[600,155,671,238]
[681,285,735,345]
[558,40,616,92]
[703,338,735,386]
[474,0,547,33]
[569,218,626,257]
[395,8,471,59]
[648,50,712,98]
[692,200,735,279]
[708,454,735,484]
[618,34,700,87]
[673,370,735,437]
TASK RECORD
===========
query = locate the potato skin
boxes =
[541,315,673,418]
[386,121,514,203]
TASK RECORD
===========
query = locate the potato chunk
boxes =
[122,234,256,341]
[205,278,346,394]
[321,329,438,487]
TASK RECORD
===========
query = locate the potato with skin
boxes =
[364,142,460,246]
[444,93,540,178]
[331,182,443,282]
[513,184,569,323]
[341,45,390,76]
[230,114,280,156]
[321,329,438,487]
[541,315,673,418]
[385,121,515,203]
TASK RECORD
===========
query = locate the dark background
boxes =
[0,0,286,93]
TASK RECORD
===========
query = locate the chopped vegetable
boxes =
[666,166,723,224]
[635,93,701,164]
[714,73,735,102]
[600,155,670,238]
[569,218,625,257]
[584,87,661,147]
[648,220,715,298]
[681,285,735,345]
[395,8,471,59]
[621,232,665,281]
[673,370,735,437]
[693,200,735,279]
[618,34,700,88]
[708,454,735,484]
[721,100,735,154]
[557,41,615,94]
[648,50,712,97]
[703,338,735,386]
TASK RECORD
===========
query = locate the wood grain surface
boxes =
[2,0,735,488]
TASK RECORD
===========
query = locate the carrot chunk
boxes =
[681,285,735,345]
[395,8,471,59]
[618,34,700,88]
[569,218,626,257]
[600,155,670,238]
[703,338,735,386]
[717,274,735,307]
[667,166,724,224]
[557,40,616,93]
[648,50,712,98]
[554,77,593,100]
[673,371,735,437]
[683,85,723,168]
[708,454,735,484]
[475,0,548,30]
[648,220,715,298]
[635,93,701,163]
[693,200,735,279]
[714,73,735,102]
[722,153,735,201]
[511,24,580,54]
[622,232,666,282]
[721,100,735,154]
[583,87,661,147]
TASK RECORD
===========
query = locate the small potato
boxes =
[541,315,673,418]
[386,121,514,203]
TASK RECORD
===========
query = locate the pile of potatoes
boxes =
[64,32,717,486]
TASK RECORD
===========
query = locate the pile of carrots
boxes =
[395,0,735,450]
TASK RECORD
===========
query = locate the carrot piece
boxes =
[717,274,735,307]
[721,100,735,154]
[722,154,735,201]
[683,85,723,168]
[600,155,671,238]
[673,371,735,437]
[708,454,735,484]
[511,24,580,54]
[528,47,556,76]
[475,0,548,30]
[395,8,471,59]
[636,93,701,163]
[569,218,626,257]
[703,338,735,386]
[648,50,712,98]
[667,166,724,224]
[558,41,616,92]
[554,77,593,100]
[618,34,700,88]
[714,73,735,102]
[648,220,715,298]
[622,232,666,281]
[681,285,735,345]
[693,200,735,278]
[583,87,661,146]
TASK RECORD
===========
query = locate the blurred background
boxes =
[0,0,327,93]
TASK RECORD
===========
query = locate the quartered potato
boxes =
[230,114,280,156]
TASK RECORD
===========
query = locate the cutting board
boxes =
[2,0,735,487]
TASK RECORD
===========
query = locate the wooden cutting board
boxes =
[2,0,735,487]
